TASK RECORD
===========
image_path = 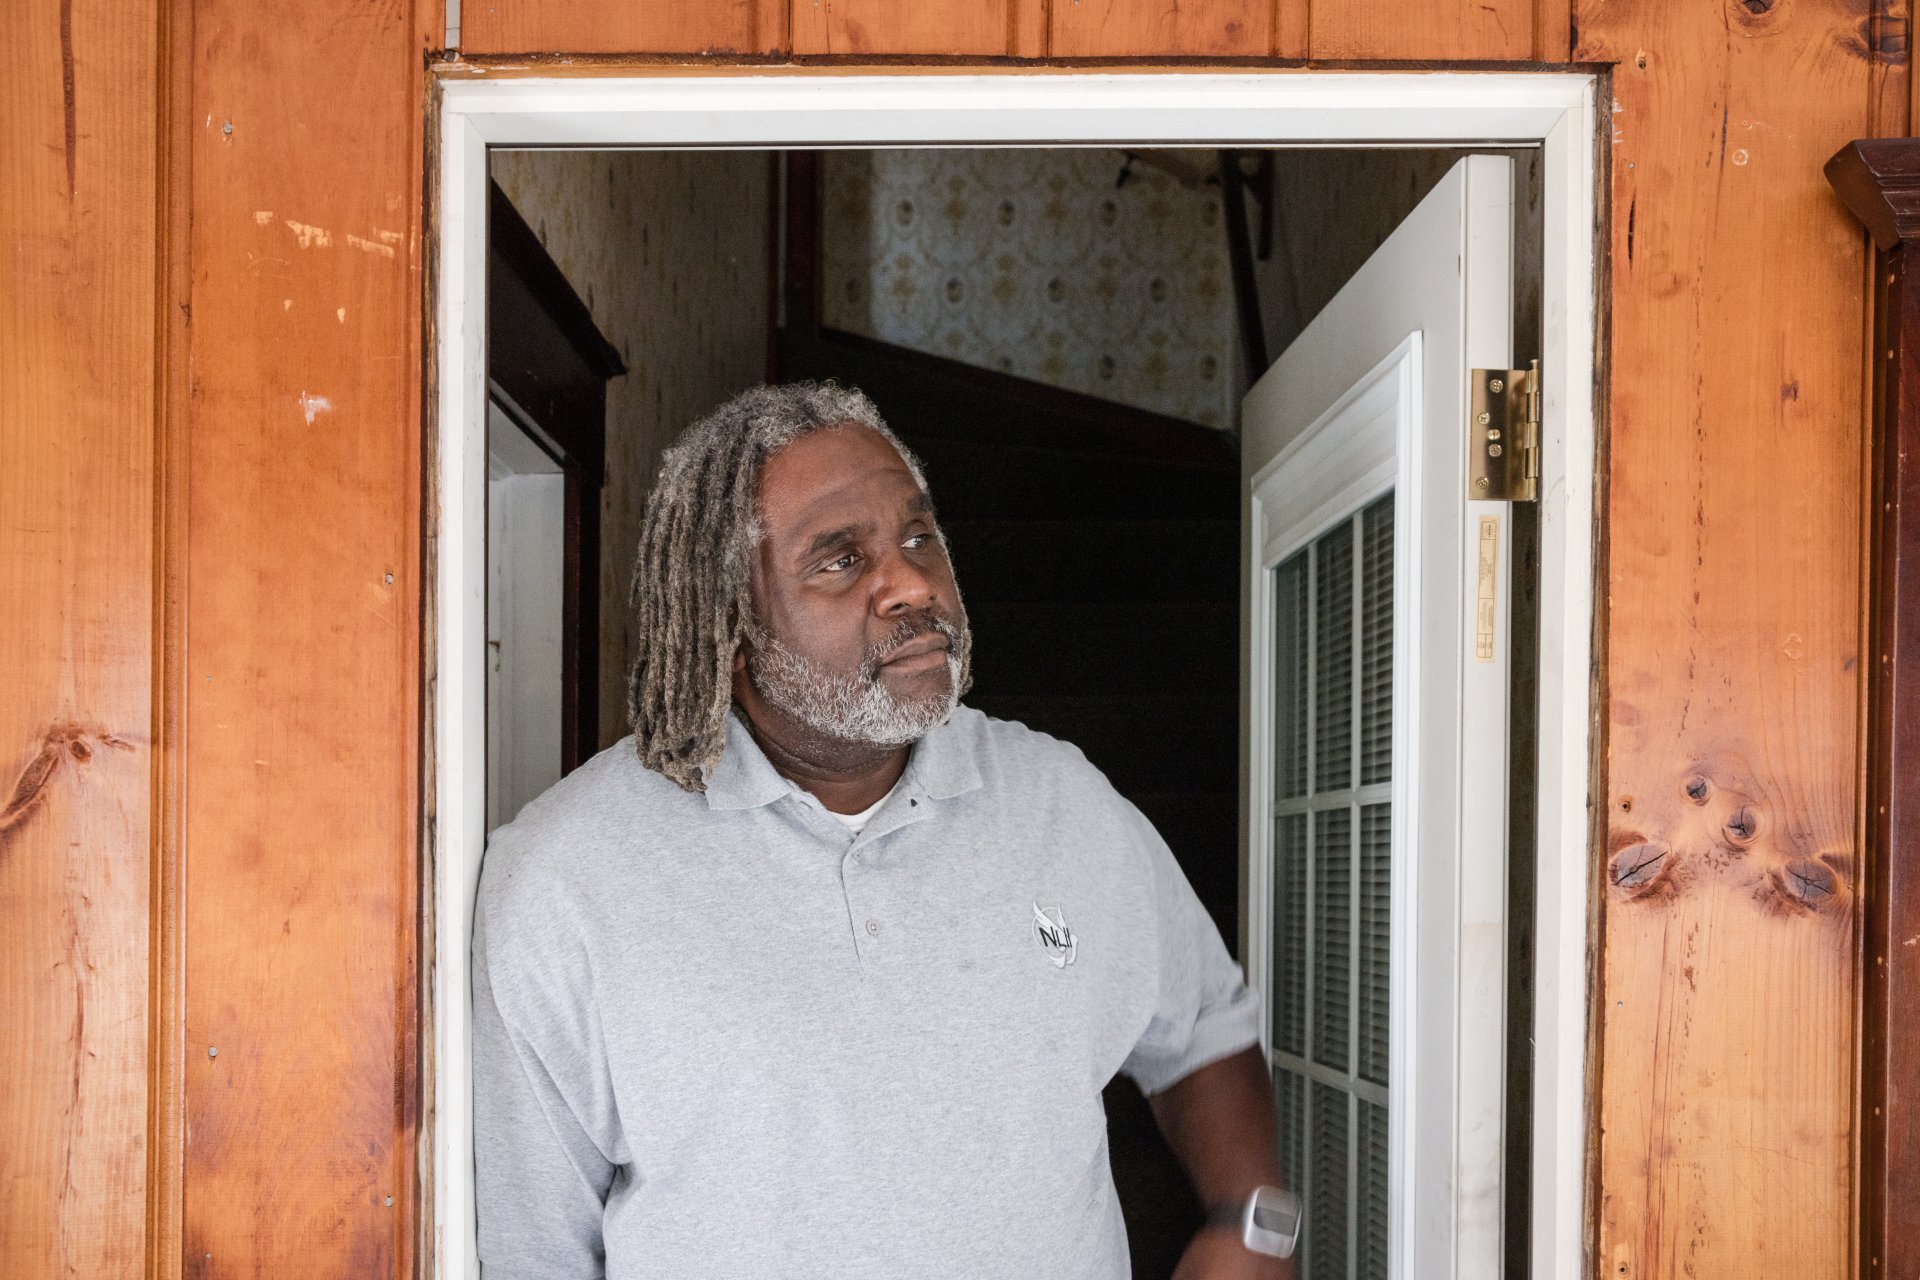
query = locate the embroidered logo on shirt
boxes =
[1032,903,1077,968]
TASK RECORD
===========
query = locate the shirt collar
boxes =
[701,712,792,811]
[900,707,983,801]
[701,706,983,812]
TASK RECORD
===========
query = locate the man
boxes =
[473,382,1295,1278]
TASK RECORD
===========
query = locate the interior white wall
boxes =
[484,404,565,835]
[433,71,1600,1280]
[490,152,774,748]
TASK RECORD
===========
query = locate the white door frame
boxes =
[430,69,1599,1280]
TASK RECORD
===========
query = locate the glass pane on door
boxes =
[1270,492,1393,1280]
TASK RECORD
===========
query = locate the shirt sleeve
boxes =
[472,856,621,1280]
[1118,806,1263,1096]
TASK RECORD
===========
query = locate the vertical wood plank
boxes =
[1307,0,1535,61]
[0,0,159,1275]
[1576,1,1874,1274]
[1275,0,1308,60]
[177,0,424,1272]
[1011,0,1048,58]
[460,0,783,56]
[789,0,1017,54]
[1050,0,1272,57]
[150,0,197,1272]
[1533,0,1571,62]
[757,0,791,56]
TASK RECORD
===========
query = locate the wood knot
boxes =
[1722,806,1759,848]
[1682,774,1712,804]
[1,724,135,847]
[1773,858,1838,913]
[1610,841,1672,897]
[1741,0,1773,12]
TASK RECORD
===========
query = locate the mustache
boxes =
[864,609,968,672]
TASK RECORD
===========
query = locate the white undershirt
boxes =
[820,776,903,835]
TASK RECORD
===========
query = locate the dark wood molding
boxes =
[1827,137,1920,1280]
[779,148,1237,471]
[782,149,822,345]
[488,180,623,772]
[1217,149,1269,379]
[489,179,623,485]
[1830,140,1920,253]
[561,467,602,774]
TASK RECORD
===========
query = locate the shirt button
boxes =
[865,919,881,937]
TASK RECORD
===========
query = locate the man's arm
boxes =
[1110,794,1295,1279]
[1147,1046,1295,1279]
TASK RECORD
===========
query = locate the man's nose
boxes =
[872,546,940,616]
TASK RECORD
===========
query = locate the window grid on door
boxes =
[1271,493,1393,1280]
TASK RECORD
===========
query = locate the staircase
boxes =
[781,331,1242,1278]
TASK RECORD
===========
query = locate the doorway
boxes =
[433,71,1599,1280]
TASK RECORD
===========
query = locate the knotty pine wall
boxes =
[0,0,1901,1276]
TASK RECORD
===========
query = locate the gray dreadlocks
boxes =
[625,381,965,792]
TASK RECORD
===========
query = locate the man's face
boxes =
[738,422,969,747]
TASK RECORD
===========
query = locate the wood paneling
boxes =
[1,0,159,1275]
[791,0,1033,55]
[1307,0,1535,61]
[1051,0,1272,57]
[176,0,427,1272]
[3,0,1896,1273]
[462,0,786,56]
[1533,0,1571,63]
[1576,0,1881,1274]
[450,0,1579,61]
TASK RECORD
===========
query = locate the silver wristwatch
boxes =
[1206,1185,1303,1258]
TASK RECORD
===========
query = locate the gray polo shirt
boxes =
[472,704,1260,1279]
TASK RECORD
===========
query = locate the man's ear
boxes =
[731,642,748,675]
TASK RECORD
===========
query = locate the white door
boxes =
[485,400,567,834]
[1243,155,1517,1280]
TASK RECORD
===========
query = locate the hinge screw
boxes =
[1476,477,1490,491]
[1489,444,1503,457]
[1476,411,1491,425]
[1489,378,1504,392]
[1488,429,1501,441]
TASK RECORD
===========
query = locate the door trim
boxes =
[429,70,1601,1280]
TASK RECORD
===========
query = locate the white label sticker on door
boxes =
[1475,515,1499,662]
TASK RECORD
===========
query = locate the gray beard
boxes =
[745,614,966,747]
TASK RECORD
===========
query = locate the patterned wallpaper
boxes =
[819,149,1237,428]
[491,150,773,748]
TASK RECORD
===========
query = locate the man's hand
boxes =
[1146,1047,1299,1279]
[1146,1048,1295,1250]
[1170,1223,1297,1280]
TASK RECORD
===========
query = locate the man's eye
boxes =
[821,553,859,573]
[903,533,930,549]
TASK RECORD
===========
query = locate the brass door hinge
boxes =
[1468,360,1540,503]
